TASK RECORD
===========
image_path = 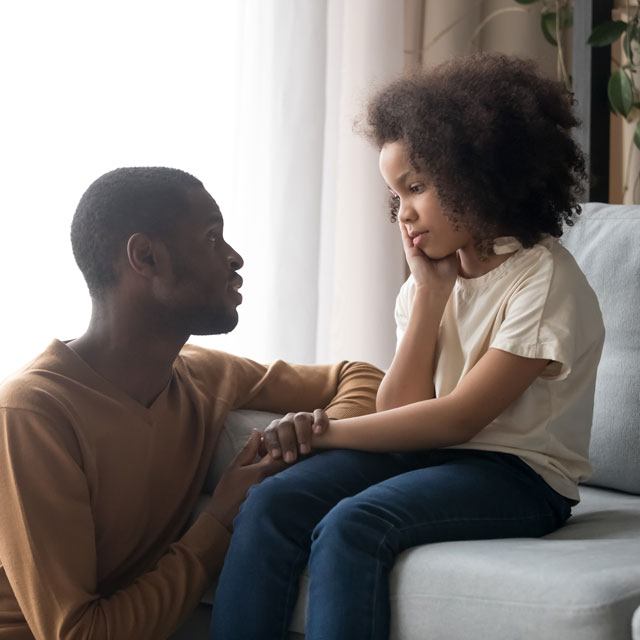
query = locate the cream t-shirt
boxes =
[395,236,605,501]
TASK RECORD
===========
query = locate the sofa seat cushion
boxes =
[289,486,640,639]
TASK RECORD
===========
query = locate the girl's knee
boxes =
[311,497,400,560]
[235,475,291,528]
[235,469,324,532]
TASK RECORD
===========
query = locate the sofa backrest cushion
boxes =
[561,203,640,494]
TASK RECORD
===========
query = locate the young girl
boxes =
[209,53,605,640]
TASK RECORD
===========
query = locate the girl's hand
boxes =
[400,223,459,297]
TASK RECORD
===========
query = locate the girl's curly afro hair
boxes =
[363,52,587,253]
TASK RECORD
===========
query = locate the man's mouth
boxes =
[228,275,243,303]
[228,274,243,291]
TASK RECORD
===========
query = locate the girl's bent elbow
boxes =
[454,421,488,446]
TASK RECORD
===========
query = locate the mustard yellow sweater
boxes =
[0,340,382,639]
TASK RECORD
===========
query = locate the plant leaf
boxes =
[541,12,558,45]
[559,5,573,30]
[588,20,627,47]
[623,28,633,61]
[608,69,634,117]
[540,8,572,46]
[623,21,640,64]
[634,123,640,151]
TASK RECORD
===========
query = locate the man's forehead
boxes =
[187,187,223,225]
[211,204,223,220]
[203,207,223,226]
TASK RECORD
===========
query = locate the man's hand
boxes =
[205,429,286,530]
[262,409,329,463]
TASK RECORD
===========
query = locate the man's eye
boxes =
[208,233,217,243]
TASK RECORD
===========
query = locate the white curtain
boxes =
[0,0,405,380]
[320,0,406,368]
[200,0,406,370]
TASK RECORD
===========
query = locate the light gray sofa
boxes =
[172,203,640,640]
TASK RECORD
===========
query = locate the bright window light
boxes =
[0,1,265,380]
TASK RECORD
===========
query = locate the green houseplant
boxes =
[515,0,640,198]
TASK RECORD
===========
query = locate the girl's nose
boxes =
[398,201,416,224]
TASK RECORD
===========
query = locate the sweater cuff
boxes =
[180,512,231,578]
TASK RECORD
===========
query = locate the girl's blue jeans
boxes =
[209,448,573,640]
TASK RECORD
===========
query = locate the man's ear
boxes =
[126,233,169,278]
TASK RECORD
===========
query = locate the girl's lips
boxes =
[412,233,425,246]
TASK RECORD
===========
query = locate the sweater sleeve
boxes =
[0,407,230,640]
[231,358,384,419]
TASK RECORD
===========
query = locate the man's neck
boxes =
[68,305,188,408]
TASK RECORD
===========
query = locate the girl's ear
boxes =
[126,233,170,279]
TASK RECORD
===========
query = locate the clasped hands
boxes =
[207,410,329,529]
[260,409,330,464]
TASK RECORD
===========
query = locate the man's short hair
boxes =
[71,167,203,298]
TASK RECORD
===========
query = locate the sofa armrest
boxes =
[204,410,285,493]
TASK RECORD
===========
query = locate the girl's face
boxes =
[379,141,474,261]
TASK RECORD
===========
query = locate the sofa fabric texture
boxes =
[560,203,640,494]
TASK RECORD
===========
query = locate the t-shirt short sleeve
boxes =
[490,249,576,381]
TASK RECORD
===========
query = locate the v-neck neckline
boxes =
[53,339,174,421]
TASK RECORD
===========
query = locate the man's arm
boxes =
[230,358,382,463]
[0,408,262,640]
[235,358,384,419]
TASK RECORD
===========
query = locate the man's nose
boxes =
[228,244,244,270]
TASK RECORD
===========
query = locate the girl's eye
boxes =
[410,183,424,194]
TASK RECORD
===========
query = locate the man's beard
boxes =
[187,304,239,336]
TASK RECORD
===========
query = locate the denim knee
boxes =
[311,497,400,566]
[234,475,292,532]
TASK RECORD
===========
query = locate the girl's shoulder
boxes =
[493,235,593,296]
[535,236,598,301]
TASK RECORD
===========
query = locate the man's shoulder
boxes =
[0,340,83,416]
[176,343,249,374]
[173,343,238,391]
[175,344,270,403]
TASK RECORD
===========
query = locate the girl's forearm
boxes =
[376,289,448,411]
[313,394,472,452]
[314,348,551,454]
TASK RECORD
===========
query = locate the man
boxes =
[0,167,382,639]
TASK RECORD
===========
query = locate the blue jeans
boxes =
[209,449,572,640]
